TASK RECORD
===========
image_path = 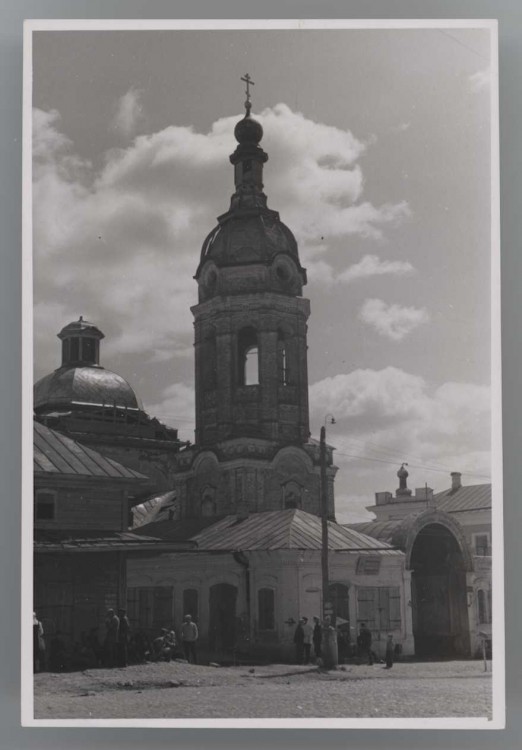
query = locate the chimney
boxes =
[451,472,462,491]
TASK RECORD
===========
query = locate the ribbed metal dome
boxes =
[200,210,300,269]
[34,366,143,412]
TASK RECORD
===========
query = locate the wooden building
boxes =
[33,420,189,650]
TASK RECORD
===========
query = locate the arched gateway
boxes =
[392,510,473,658]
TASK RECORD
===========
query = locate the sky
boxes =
[31,25,494,523]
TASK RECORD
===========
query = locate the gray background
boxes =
[1,1,519,748]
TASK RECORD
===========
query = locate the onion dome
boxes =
[34,317,143,414]
[234,114,263,145]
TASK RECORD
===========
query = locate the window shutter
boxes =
[388,587,401,629]
[357,587,377,628]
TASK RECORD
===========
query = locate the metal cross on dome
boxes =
[241,73,255,114]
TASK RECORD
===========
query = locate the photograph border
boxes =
[21,16,503,730]
[4,1,522,747]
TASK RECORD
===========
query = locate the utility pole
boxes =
[320,417,338,669]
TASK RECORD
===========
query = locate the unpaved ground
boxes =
[34,660,492,719]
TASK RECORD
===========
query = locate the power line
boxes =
[331,432,480,476]
[150,412,491,479]
[334,450,490,480]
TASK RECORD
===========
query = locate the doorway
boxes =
[209,583,238,653]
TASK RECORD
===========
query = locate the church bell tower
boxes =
[193,76,310,447]
[174,77,336,520]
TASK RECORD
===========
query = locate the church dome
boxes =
[34,366,143,412]
[200,210,300,269]
[34,317,143,414]
[234,114,263,145]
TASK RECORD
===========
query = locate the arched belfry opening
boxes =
[238,327,259,386]
[409,522,471,658]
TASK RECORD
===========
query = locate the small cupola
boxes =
[396,463,412,497]
[229,74,269,209]
[57,316,105,368]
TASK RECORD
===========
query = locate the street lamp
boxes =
[320,414,338,669]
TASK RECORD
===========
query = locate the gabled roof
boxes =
[135,508,401,553]
[434,484,491,513]
[34,420,148,481]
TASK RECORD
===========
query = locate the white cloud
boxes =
[469,68,490,93]
[359,298,429,340]
[33,104,410,373]
[338,254,414,284]
[309,367,491,500]
[111,88,145,138]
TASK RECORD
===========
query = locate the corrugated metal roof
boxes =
[34,420,148,480]
[133,516,228,543]
[35,528,194,551]
[136,509,401,553]
[347,520,402,544]
[434,484,492,513]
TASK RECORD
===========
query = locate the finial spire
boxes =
[240,73,255,116]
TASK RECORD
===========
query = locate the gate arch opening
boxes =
[410,523,470,658]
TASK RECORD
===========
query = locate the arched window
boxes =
[477,589,487,624]
[201,493,216,517]
[258,588,275,630]
[238,327,259,386]
[283,481,302,509]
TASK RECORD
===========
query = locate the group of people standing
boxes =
[149,614,199,664]
[293,617,396,668]
[293,616,322,664]
[34,608,200,672]
[104,610,199,667]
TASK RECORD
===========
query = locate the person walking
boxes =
[302,617,313,665]
[357,622,374,665]
[181,614,198,664]
[33,612,45,673]
[293,617,305,664]
[117,608,130,667]
[312,616,322,660]
[104,608,120,667]
[384,633,395,669]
